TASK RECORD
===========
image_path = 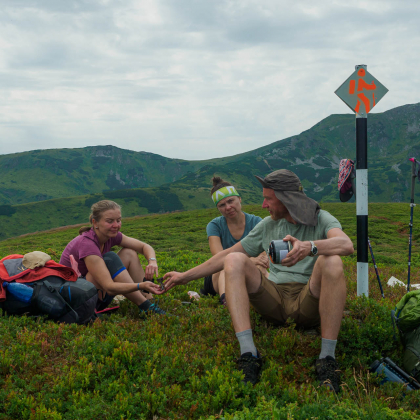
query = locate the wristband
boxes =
[137,283,140,290]
[148,258,157,262]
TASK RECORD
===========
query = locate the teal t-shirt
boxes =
[206,212,262,250]
[240,210,342,284]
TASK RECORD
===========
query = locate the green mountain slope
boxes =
[172,103,420,203]
[2,103,420,208]
[0,146,208,205]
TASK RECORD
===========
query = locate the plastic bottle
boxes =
[3,282,34,303]
[370,357,420,391]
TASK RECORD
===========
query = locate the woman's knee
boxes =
[117,247,139,265]
[103,252,126,279]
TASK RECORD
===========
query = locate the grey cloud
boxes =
[0,0,419,159]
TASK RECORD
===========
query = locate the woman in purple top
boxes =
[60,200,167,316]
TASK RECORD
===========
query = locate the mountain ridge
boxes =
[1,102,420,240]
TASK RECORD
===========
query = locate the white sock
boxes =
[236,329,257,357]
[319,338,337,359]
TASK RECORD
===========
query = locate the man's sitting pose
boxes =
[163,169,354,392]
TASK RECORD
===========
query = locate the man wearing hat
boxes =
[162,169,354,392]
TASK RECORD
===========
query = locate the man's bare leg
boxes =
[309,254,346,367]
[309,255,346,392]
[224,252,263,359]
[224,252,264,383]
[224,252,262,331]
[309,255,346,340]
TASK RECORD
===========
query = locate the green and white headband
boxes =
[212,186,240,206]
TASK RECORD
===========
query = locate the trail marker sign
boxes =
[335,66,388,117]
[335,64,388,297]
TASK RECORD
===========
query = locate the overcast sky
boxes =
[0,0,419,160]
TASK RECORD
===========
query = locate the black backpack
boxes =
[0,255,98,325]
[1,276,98,324]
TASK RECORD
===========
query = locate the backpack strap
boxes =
[43,280,79,323]
[391,310,400,342]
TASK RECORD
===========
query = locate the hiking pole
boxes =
[368,237,384,298]
[407,157,419,292]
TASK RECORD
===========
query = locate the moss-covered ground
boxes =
[1,203,420,419]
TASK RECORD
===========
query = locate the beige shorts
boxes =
[248,273,320,328]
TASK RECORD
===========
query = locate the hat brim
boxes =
[255,175,270,188]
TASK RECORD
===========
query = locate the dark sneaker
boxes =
[200,275,217,296]
[315,356,341,393]
[237,352,263,385]
[139,302,168,317]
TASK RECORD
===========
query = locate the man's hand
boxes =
[141,281,163,294]
[145,260,158,280]
[280,235,311,267]
[163,271,189,291]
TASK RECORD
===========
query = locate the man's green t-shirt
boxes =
[240,210,342,285]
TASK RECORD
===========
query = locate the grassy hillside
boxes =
[0,146,208,206]
[1,103,420,209]
[1,204,420,419]
[170,103,420,204]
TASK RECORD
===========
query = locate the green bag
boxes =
[392,290,420,381]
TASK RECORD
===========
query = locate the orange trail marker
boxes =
[335,66,388,116]
[349,80,356,94]
[357,93,371,114]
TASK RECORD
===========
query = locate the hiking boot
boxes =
[237,352,263,385]
[139,302,168,318]
[315,356,341,393]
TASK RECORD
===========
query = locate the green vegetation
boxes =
[1,203,420,419]
[0,186,261,241]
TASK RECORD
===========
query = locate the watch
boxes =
[309,241,318,257]
[148,258,157,262]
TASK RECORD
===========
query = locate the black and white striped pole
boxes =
[356,95,369,296]
[335,64,388,297]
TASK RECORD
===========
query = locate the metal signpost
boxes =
[335,65,388,296]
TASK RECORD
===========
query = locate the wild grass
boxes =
[1,203,420,419]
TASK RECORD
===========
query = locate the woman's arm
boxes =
[250,252,270,269]
[119,234,158,278]
[208,236,224,256]
[84,255,161,295]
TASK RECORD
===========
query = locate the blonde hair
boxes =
[79,200,122,234]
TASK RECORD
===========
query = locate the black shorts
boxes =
[96,251,126,310]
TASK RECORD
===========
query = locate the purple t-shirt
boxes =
[59,229,123,277]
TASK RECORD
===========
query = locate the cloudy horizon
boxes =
[1,0,419,160]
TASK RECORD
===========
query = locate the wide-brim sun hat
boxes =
[255,169,320,226]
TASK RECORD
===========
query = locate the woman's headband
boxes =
[212,186,240,206]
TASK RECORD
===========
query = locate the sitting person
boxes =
[60,200,167,316]
[161,170,354,392]
[201,176,269,305]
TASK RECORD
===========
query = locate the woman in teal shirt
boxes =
[201,176,269,305]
